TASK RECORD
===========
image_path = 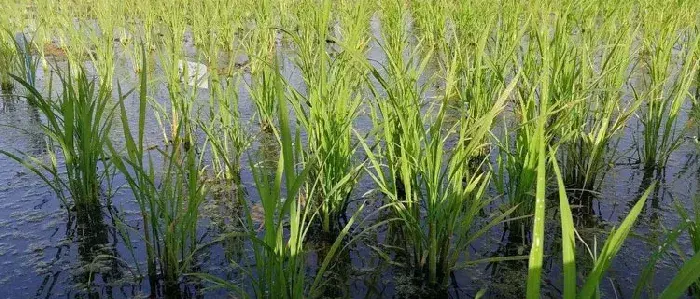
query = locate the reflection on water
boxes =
[72,203,113,298]
[27,104,46,156]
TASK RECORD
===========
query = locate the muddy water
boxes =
[1,27,700,299]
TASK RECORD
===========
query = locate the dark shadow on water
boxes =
[483,225,528,298]
[27,104,46,156]
[630,168,663,218]
[72,203,120,299]
[311,236,353,298]
[570,189,602,229]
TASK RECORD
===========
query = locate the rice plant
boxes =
[85,0,118,88]
[494,8,551,253]
[11,33,39,96]
[1,63,114,211]
[362,21,521,285]
[639,5,700,171]
[286,0,368,233]
[200,72,249,182]
[205,56,365,298]
[109,52,208,293]
[558,8,641,194]
[244,0,279,131]
[194,8,249,182]
[409,0,448,51]
[1,0,700,297]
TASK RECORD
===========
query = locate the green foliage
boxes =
[109,50,208,291]
[2,0,700,297]
[2,64,114,210]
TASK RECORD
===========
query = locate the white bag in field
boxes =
[178,59,208,89]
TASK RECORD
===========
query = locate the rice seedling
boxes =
[244,0,280,131]
[362,11,521,284]
[639,5,700,171]
[200,56,366,298]
[191,3,250,182]
[285,0,369,233]
[11,33,39,95]
[494,8,551,255]
[409,0,447,51]
[154,4,201,147]
[558,8,642,193]
[200,71,249,182]
[244,67,314,297]
[109,51,208,293]
[85,0,118,88]
[118,1,158,73]
[370,0,427,205]
[1,63,114,211]
[0,2,21,92]
[446,7,517,150]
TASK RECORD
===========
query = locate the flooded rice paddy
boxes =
[1,2,700,298]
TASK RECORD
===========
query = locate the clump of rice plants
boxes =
[3,0,700,297]
[558,7,641,194]
[109,52,208,294]
[199,56,365,298]
[244,0,280,131]
[244,67,314,298]
[363,6,521,284]
[638,5,700,171]
[286,0,369,233]
[1,63,114,211]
